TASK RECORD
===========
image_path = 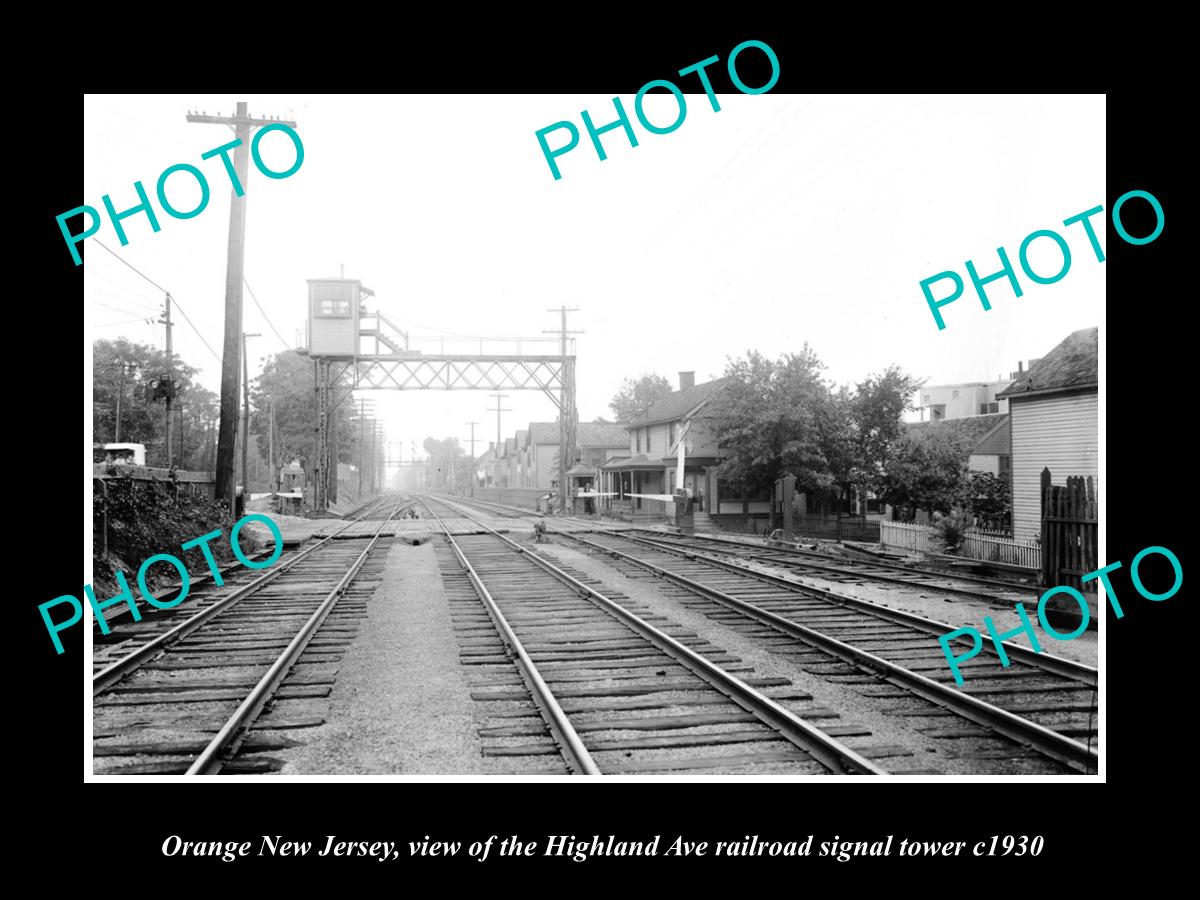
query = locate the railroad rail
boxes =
[560,529,1098,774]
[430,495,1098,774]
[421,495,889,776]
[92,497,409,775]
[631,530,1037,605]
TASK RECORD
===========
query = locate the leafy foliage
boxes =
[931,509,971,554]
[422,436,476,490]
[709,347,835,499]
[249,350,364,491]
[609,373,673,426]
[879,427,971,516]
[964,471,1012,530]
[93,338,219,469]
[92,473,251,599]
[707,349,921,510]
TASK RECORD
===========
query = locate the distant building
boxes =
[905,412,1012,477]
[601,371,731,520]
[916,358,1045,422]
[997,327,1098,542]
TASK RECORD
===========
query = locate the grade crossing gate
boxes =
[1040,469,1097,593]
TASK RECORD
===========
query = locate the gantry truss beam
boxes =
[349,355,568,405]
[310,353,576,509]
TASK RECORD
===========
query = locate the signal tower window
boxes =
[318,299,351,317]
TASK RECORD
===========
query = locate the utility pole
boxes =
[466,421,478,497]
[188,102,297,516]
[545,306,582,512]
[487,393,510,456]
[177,404,186,467]
[242,332,261,497]
[370,420,378,494]
[161,294,175,467]
[114,361,127,442]
[268,398,276,493]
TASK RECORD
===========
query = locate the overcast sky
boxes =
[84,94,1104,462]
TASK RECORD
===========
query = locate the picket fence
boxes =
[879,521,1040,570]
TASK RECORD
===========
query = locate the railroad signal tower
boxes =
[303,277,577,511]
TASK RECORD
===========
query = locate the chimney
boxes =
[679,371,695,391]
[1018,361,1024,373]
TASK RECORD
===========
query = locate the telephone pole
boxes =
[242,332,261,497]
[545,306,582,512]
[160,294,175,467]
[487,394,510,453]
[268,398,276,493]
[465,421,478,497]
[188,102,297,516]
[114,361,127,442]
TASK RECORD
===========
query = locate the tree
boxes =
[93,337,217,469]
[879,427,971,517]
[965,471,1012,530]
[708,347,836,500]
[826,366,923,507]
[609,373,672,426]
[422,436,473,491]
[250,350,356,492]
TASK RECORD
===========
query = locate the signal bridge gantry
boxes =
[304,279,577,511]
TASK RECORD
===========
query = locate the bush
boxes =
[931,509,971,555]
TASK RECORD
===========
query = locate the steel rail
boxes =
[633,531,1034,604]
[92,495,407,695]
[427,496,884,776]
[582,530,1097,687]
[422,502,601,775]
[563,531,1098,774]
[187,499,406,775]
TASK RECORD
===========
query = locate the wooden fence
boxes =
[792,513,881,542]
[1041,470,1097,593]
[879,521,931,553]
[880,520,1041,570]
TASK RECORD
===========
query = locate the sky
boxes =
[84,93,1105,463]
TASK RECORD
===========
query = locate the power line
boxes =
[243,278,291,350]
[92,239,222,365]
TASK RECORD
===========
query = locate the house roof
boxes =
[601,453,661,471]
[630,377,731,427]
[907,413,1010,454]
[566,462,595,477]
[527,422,559,445]
[524,420,630,447]
[997,327,1097,400]
[577,421,628,447]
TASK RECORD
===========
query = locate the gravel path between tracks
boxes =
[531,539,969,775]
[277,539,486,775]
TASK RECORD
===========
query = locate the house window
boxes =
[317,299,351,317]
[999,455,1011,476]
[668,422,677,448]
[951,389,959,399]
[646,428,651,453]
[930,405,946,420]
[979,402,999,414]
[635,430,641,452]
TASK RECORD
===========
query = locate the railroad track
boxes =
[556,529,1098,774]
[442,494,1036,605]
[630,530,1036,606]
[92,496,410,775]
[421,495,896,776]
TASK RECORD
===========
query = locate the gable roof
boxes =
[577,421,628,447]
[907,412,1010,454]
[997,327,1097,400]
[527,422,558,445]
[631,377,731,428]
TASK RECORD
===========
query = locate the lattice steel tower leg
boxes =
[560,356,577,513]
[315,358,331,510]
